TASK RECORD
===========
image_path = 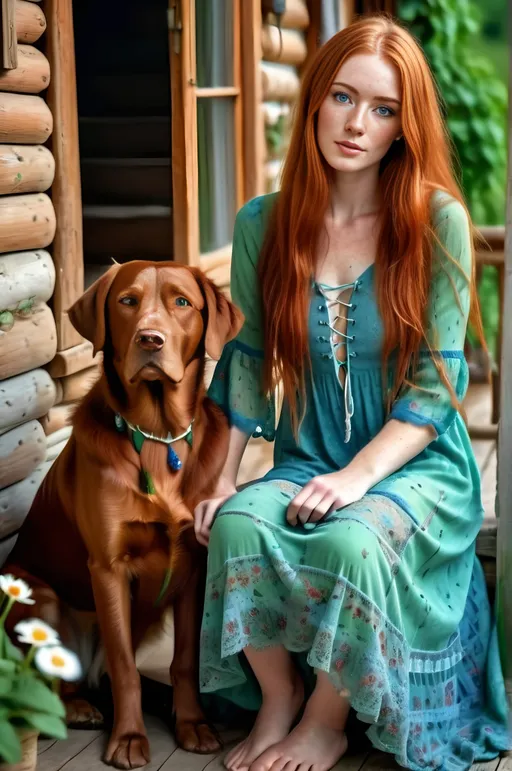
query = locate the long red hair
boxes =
[258,14,485,434]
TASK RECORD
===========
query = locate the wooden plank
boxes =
[195,86,240,98]
[83,205,173,261]
[241,0,264,200]
[1,0,17,69]
[261,61,300,102]
[15,0,46,43]
[58,716,176,771]
[359,749,399,770]
[331,750,370,771]
[0,92,52,143]
[496,37,512,725]
[0,303,57,380]
[37,737,57,755]
[0,193,55,254]
[57,364,101,405]
[36,729,103,771]
[471,759,501,771]
[0,145,54,194]
[78,116,171,158]
[268,0,309,29]
[80,157,171,206]
[39,402,75,435]
[233,0,243,212]
[44,0,83,351]
[0,44,50,94]
[169,0,199,265]
[498,755,512,770]
[46,342,99,378]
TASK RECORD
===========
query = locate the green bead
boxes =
[132,429,145,454]
[140,469,155,495]
[186,429,193,448]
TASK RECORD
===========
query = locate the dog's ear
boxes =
[68,264,122,355]
[200,276,244,360]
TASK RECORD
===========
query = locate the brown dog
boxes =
[4,261,243,769]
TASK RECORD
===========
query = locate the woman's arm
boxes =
[287,420,434,526]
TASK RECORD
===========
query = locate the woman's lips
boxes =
[335,141,365,156]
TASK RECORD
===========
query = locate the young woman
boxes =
[194,15,509,771]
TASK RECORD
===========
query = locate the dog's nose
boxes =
[136,329,166,351]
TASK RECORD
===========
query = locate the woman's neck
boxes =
[329,166,381,223]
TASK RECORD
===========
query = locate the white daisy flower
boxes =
[14,619,60,647]
[0,574,35,605]
[35,646,82,682]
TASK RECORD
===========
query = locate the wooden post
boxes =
[1,0,17,69]
[241,0,264,200]
[496,39,512,726]
[44,0,83,350]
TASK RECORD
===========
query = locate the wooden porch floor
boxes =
[36,717,510,771]
[35,383,500,771]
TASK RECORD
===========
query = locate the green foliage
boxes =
[399,0,508,226]
[0,626,67,765]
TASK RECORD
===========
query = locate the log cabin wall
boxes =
[0,0,59,565]
[261,0,309,192]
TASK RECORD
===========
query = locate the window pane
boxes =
[197,97,236,253]
[196,0,233,87]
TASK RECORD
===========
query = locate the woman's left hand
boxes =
[287,468,371,527]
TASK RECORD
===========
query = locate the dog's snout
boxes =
[136,329,166,351]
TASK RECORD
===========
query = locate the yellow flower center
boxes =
[51,655,65,668]
[8,587,21,597]
[33,629,48,642]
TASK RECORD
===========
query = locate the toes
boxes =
[175,719,222,754]
[249,749,281,771]
[104,734,150,769]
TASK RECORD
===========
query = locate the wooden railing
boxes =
[468,225,505,440]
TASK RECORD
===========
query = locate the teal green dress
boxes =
[199,192,509,770]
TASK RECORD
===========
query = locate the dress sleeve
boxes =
[207,197,276,441]
[388,197,472,437]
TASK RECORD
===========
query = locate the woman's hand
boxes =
[194,480,238,547]
[287,468,371,527]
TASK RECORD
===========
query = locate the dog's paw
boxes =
[104,732,150,769]
[175,719,223,754]
[65,698,105,729]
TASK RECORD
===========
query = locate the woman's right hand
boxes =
[194,483,237,547]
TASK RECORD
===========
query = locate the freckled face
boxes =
[317,53,403,173]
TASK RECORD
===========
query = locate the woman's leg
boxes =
[225,645,304,771]
[249,671,349,771]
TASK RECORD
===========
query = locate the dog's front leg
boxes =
[171,565,222,754]
[89,560,150,770]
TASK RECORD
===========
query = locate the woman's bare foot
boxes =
[248,717,348,771]
[248,670,350,771]
[224,674,304,771]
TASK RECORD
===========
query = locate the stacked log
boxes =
[260,0,308,192]
[0,2,57,566]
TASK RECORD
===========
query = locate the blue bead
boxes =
[167,445,182,471]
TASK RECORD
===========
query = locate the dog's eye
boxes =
[119,296,138,307]
[175,297,191,307]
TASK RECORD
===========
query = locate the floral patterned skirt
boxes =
[199,479,509,771]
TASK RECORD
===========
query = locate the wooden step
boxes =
[77,73,170,117]
[83,205,173,261]
[81,157,171,205]
[78,117,171,158]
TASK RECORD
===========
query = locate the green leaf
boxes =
[17,711,67,740]
[0,719,21,764]
[10,674,65,718]
[4,633,23,662]
[0,659,16,674]
[0,675,13,695]
[0,310,14,332]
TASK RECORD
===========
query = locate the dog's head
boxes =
[68,261,244,387]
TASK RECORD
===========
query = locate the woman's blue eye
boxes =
[175,297,191,307]
[376,105,394,117]
[119,296,138,306]
[334,92,350,104]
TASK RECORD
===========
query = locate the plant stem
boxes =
[22,645,36,670]
[0,596,14,627]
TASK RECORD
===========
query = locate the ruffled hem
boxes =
[207,339,276,441]
[200,554,509,771]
